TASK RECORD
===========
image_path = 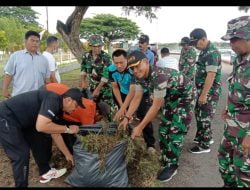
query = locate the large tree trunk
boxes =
[56,6,89,64]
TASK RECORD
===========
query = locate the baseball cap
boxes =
[127,50,147,68]
[221,16,250,41]
[63,88,85,108]
[180,37,190,45]
[139,34,149,44]
[189,28,207,46]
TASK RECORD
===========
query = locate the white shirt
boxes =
[43,51,61,83]
[156,56,179,71]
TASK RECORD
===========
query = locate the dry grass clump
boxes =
[77,118,162,187]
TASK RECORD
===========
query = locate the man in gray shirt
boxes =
[2,30,50,98]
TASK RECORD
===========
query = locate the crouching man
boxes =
[119,50,195,182]
[0,88,84,187]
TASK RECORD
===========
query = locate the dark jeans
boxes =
[115,92,155,148]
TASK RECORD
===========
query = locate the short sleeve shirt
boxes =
[195,41,222,89]
[2,90,63,129]
[108,64,135,95]
[81,50,112,84]
[4,49,51,96]
[227,54,250,124]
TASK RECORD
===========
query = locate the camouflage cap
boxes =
[221,16,250,41]
[180,37,190,45]
[88,34,104,46]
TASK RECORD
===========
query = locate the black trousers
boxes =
[0,105,30,187]
[115,92,155,148]
[23,118,78,176]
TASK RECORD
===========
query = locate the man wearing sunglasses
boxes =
[137,34,155,66]
[118,50,195,182]
[188,28,222,154]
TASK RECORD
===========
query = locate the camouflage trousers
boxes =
[90,81,117,121]
[159,86,194,167]
[194,87,221,148]
[218,118,250,187]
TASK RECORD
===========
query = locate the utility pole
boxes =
[46,6,49,32]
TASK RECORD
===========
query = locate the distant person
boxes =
[2,30,50,98]
[179,37,197,81]
[219,16,250,188]
[152,50,159,66]
[137,34,154,65]
[189,28,222,154]
[156,47,179,71]
[43,36,61,83]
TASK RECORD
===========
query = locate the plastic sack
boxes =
[65,138,129,187]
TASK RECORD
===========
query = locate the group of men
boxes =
[0,15,249,187]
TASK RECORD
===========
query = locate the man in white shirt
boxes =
[156,47,179,71]
[43,36,61,83]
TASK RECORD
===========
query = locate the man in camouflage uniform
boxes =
[80,34,116,121]
[179,37,197,81]
[218,16,250,187]
[119,50,195,182]
[189,28,222,153]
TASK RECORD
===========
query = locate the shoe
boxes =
[157,165,178,182]
[147,146,156,154]
[189,145,211,154]
[193,139,214,145]
[39,168,67,184]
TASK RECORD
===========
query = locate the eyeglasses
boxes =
[139,41,145,44]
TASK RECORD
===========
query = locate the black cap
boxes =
[139,34,149,44]
[63,88,85,108]
[180,37,190,45]
[127,50,147,68]
[189,28,207,46]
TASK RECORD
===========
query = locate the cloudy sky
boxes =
[32,6,249,43]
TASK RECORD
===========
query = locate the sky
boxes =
[31,6,249,44]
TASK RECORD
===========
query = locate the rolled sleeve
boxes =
[206,65,218,72]
[101,77,108,83]
[136,84,144,91]
[153,89,166,98]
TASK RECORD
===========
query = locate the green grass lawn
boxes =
[0,68,81,102]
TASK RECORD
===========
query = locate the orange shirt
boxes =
[46,83,96,125]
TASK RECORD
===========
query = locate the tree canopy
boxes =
[80,14,140,44]
[0,6,40,28]
[57,6,160,63]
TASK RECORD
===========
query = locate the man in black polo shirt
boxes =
[0,88,84,187]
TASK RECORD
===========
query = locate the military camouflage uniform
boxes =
[218,16,250,187]
[135,67,195,167]
[179,47,197,81]
[81,48,116,121]
[194,41,222,148]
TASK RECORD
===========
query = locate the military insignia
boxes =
[128,56,136,63]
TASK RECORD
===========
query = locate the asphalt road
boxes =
[152,62,233,187]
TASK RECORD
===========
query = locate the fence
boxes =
[0,50,79,80]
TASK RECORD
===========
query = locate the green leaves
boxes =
[80,13,140,44]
